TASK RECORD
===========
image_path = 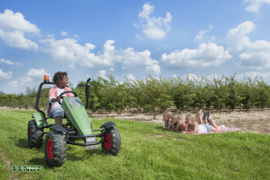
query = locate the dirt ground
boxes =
[1,106,270,134]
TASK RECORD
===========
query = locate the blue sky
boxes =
[0,0,270,94]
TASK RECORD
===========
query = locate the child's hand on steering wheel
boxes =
[56,96,61,102]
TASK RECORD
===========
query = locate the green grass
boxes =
[0,110,270,180]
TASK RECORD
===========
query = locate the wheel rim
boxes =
[104,133,111,150]
[47,139,53,159]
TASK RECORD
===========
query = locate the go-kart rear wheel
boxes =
[102,126,121,155]
[28,120,43,148]
[44,131,67,168]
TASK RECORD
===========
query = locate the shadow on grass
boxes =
[28,157,48,168]
[67,148,104,162]
[27,148,105,169]
[13,138,29,149]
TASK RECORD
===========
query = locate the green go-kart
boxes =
[27,77,121,167]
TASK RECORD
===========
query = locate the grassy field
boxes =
[0,110,269,180]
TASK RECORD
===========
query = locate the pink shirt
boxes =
[48,86,73,113]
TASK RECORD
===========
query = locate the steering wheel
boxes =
[58,91,78,105]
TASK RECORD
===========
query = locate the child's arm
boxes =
[174,122,180,132]
[178,120,184,132]
[197,116,203,124]
[165,121,168,129]
[171,123,175,130]
[49,88,59,103]
[184,123,198,134]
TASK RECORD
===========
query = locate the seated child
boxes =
[162,110,173,129]
[184,114,218,134]
[170,114,185,133]
[49,71,74,126]
[196,110,218,129]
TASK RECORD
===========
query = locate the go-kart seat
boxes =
[47,100,68,119]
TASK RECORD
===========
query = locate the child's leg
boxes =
[209,118,218,128]
[52,106,65,126]
[55,116,63,126]
[211,127,218,131]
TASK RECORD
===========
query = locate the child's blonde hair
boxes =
[163,110,172,118]
[186,114,196,130]
[171,114,182,122]
[171,114,183,132]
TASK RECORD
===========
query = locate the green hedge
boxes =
[1,74,270,118]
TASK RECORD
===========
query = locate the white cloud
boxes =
[0,29,38,49]
[110,67,115,71]
[238,71,270,79]
[0,69,12,79]
[40,39,160,74]
[184,74,197,80]
[136,3,172,39]
[226,21,270,69]
[172,74,177,78]
[244,0,270,13]
[73,34,79,38]
[26,68,49,78]
[18,76,32,82]
[0,58,13,65]
[145,64,160,74]
[226,21,255,51]
[127,74,135,80]
[61,31,68,36]
[67,63,76,70]
[0,58,23,65]
[183,74,203,81]
[194,24,215,43]
[96,70,107,79]
[135,34,145,40]
[46,34,54,38]
[8,80,18,87]
[0,9,40,50]
[0,9,40,33]
[161,42,232,69]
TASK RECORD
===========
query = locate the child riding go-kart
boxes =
[27,75,121,167]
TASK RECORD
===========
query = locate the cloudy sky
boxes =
[0,0,270,94]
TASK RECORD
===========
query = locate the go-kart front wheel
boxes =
[28,120,43,148]
[102,126,121,155]
[44,131,67,167]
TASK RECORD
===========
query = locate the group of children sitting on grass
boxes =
[162,110,222,134]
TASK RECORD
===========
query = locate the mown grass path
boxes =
[0,110,269,180]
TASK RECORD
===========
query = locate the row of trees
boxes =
[76,73,270,118]
[1,73,270,119]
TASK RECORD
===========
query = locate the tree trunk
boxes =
[153,112,156,119]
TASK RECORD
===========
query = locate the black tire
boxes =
[102,126,121,155]
[44,131,67,167]
[28,120,43,148]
